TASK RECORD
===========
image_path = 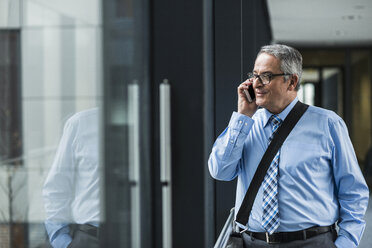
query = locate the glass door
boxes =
[101,0,153,247]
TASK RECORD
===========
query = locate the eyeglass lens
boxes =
[248,73,270,84]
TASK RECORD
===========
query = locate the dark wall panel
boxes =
[152,0,204,247]
[242,0,272,76]
[214,0,242,237]
[214,0,272,237]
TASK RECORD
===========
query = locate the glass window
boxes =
[0,0,21,28]
[0,29,23,248]
[1,1,103,247]
[101,0,152,247]
[0,0,152,247]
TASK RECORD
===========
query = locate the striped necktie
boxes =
[262,114,282,234]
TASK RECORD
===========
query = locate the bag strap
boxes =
[236,101,309,226]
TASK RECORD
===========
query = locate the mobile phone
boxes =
[244,85,255,102]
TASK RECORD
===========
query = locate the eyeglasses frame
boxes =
[247,72,292,85]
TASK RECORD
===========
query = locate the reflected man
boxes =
[43,108,100,248]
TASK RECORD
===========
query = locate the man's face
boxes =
[252,53,294,114]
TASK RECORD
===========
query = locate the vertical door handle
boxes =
[160,79,172,248]
[128,83,141,248]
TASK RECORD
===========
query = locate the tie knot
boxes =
[270,115,282,127]
[268,115,282,143]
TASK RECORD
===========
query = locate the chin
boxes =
[255,98,265,108]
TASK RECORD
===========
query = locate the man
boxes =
[208,44,369,247]
[43,108,100,248]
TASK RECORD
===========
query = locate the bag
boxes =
[214,209,243,248]
[214,208,243,248]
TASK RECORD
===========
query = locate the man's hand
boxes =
[237,79,258,117]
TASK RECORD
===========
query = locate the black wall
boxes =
[151,0,204,247]
[214,0,272,239]
[151,0,272,247]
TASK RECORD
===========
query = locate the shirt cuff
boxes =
[335,235,357,248]
[229,112,254,135]
[51,233,72,248]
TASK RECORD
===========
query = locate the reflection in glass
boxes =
[128,84,141,247]
[0,1,102,247]
[101,0,151,246]
[43,108,100,248]
[0,0,20,28]
[0,30,24,248]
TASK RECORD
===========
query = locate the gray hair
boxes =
[258,44,302,91]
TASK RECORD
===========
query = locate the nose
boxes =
[252,77,263,87]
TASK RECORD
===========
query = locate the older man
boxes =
[209,44,369,247]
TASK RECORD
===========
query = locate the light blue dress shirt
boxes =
[208,98,369,248]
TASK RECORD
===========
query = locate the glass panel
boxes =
[23,27,102,248]
[23,0,101,27]
[0,2,103,248]
[102,0,151,247]
[0,0,20,28]
[0,30,23,248]
[351,51,372,177]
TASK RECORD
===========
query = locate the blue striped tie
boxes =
[262,115,282,234]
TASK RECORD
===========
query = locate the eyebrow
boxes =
[252,70,273,74]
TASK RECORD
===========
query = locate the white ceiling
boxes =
[267,0,372,46]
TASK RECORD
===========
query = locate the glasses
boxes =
[247,72,292,85]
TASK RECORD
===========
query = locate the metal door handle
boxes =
[128,83,141,248]
[160,79,172,248]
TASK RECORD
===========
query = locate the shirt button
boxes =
[245,123,247,126]
[230,139,234,143]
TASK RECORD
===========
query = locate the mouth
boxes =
[256,91,266,97]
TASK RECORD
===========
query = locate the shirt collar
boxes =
[263,97,299,127]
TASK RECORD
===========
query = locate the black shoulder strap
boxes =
[236,101,309,226]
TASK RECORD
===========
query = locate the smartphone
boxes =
[244,85,255,102]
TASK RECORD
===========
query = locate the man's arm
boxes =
[44,221,72,248]
[43,117,78,248]
[208,112,254,180]
[208,80,258,180]
[330,118,369,248]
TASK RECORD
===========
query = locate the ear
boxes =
[288,74,299,91]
